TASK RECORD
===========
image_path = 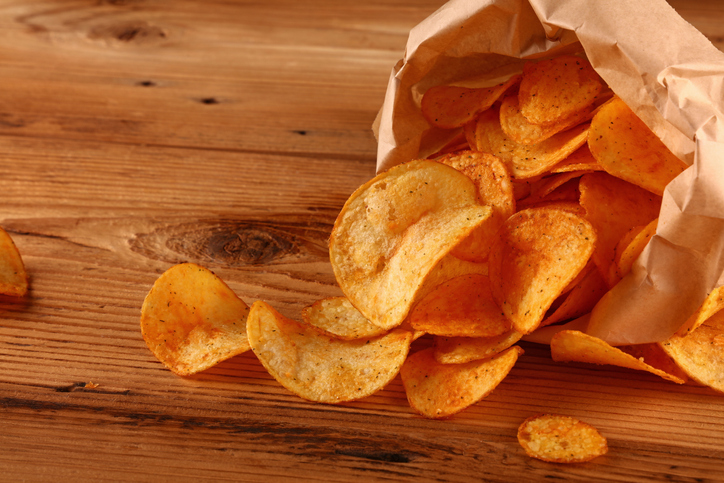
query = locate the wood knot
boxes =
[88,20,167,45]
[205,226,294,265]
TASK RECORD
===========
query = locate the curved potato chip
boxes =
[488,207,596,334]
[518,55,603,126]
[329,159,493,330]
[301,296,387,340]
[518,414,608,463]
[613,218,658,281]
[500,94,593,145]
[401,346,522,419]
[433,330,523,364]
[550,330,686,384]
[518,171,587,209]
[0,227,28,297]
[588,97,688,196]
[247,300,412,403]
[140,263,251,376]
[420,75,521,129]
[550,145,602,174]
[676,286,724,336]
[408,273,511,338]
[475,107,590,179]
[541,265,608,327]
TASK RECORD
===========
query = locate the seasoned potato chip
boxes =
[0,226,28,297]
[518,171,587,209]
[613,218,658,281]
[518,414,608,463]
[302,296,387,340]
[329,159,493,330]
[408,274,511,338]
[140,263,251,376]
[488,207,596,334]
[401,346,522,418]
[579,172,661,286]
[433,330,523,364]
[518,55,603,126]
[588,97,688,196]
[475,107,590,179]
[421,75,521,129]
[500,94,593,145]
[542,265,608,327]
[550,330,687,384]
[247,300,412,403]
[550,145,602,174]
[676,286,724,336]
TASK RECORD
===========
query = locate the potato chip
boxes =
[401,346,522,418]
[518,55,603,126]
[517,414,608,463]
[301,296,387,340]
[408,273,511,337]
[676,285,724,336]
[550,330,687,384]
[488,207,596,334]
[421,75,521,129]
[247,300,412,403]
[517,171,588,209]
[579,172,661,286]
[0,226,28,297]
[613,218,658,281]
[433,330,523,364]
[500,94,593,145]
[475,107,590,179]
[588,97,688,196]
[550,145,602,174]
[541,264,608,327]
[140,263,251,376]
[329,159,493,330]
[661,310,724,393]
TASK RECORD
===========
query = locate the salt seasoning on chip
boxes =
[518,414,608,463]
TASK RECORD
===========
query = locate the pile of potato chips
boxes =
[140,53,724,463]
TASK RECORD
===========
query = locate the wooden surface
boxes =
[1,1,724,481]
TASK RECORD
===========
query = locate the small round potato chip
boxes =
[329,159,493,330]
[518,414,608,463]
[140,263,251,376]
[518,55,603,126]
[433,330,523,364]
[301,296,387,340]
[247,300,412,404]
[400,346,522,419]
[488,207,596,334]
[0,226,28,297]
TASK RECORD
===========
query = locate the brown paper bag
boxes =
[373,0,724,345]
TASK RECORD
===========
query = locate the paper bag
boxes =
[373,0,724,345]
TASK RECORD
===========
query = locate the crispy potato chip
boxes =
[550,145,602,174]
[329,159,493,330]
[500,94,593,145]
[433,330,523,364]
[301,296,387,340]
[488,207,596,334]
[579,172,661,286]
[401,346,522,418]
[676,285,724,336]
[613,218,658,281]
[518,55,603,126]
[550,330,686,384]
[0,226,28,297]
[588,97,688,196]
[140,263,251,376]
[518,414,608,463]
[408,274,511,337]
[247,300,412,403]
[541,264,609,327]
[518,171,587,208]
[421,75,521,129]
[475,107,590,179]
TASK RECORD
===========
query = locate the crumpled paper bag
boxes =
[373,0,724,345]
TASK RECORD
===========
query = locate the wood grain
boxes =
[1,0,724,481]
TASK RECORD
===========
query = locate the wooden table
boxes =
[1,1,723,481]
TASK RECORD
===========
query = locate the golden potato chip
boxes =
[0,226,28,297]
[613,218,658,281]
[433,330,523,364]
[550,330,686,384]
[517,414,608,463]
[488,207,596,334]
[541,265,608,327]
[140,263,251,376]
[329,159,493,330]
[247,300,412,403]
[588,97,688,196]
[408,274,511,338]
[500,94,593,145]
[400,346,522,418]
[676,285,724,336]
[550,145,602,174]
[475,107,590,179]
[420,75,521,129]
[301,296,387,340]
[579,172,661,286]
[517,171,587,209]
[518,55,603,126]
